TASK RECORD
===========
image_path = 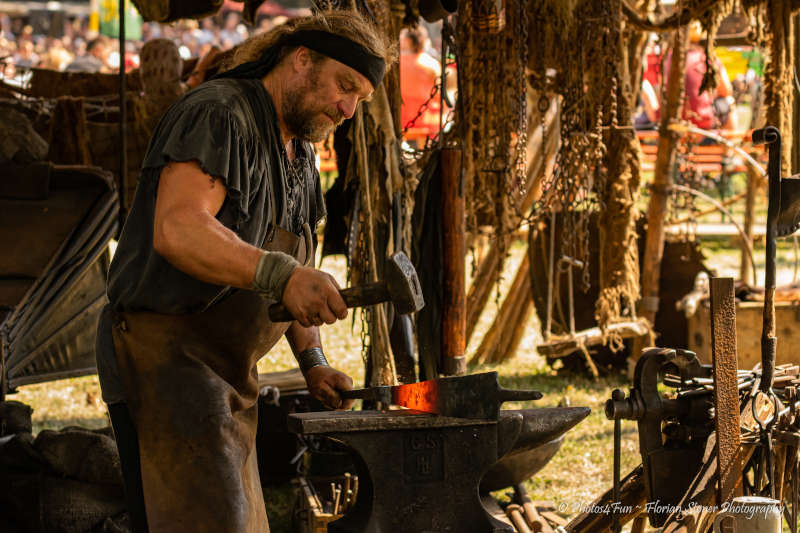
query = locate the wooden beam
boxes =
[441,148,466,375]
[536,319,651,359]
[740,164,759,285]
[470,251,531,365]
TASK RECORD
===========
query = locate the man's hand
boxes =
[282,266,348,327]
[304,366,354,410]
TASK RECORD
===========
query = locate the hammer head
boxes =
[385,252,425,314]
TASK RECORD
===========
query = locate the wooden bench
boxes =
[636,128,765,176]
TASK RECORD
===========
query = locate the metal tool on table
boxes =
[268,251,424,322]
[340,371,543,419]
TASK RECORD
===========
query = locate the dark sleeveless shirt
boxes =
[107,78,325,314]
[97,78,325,403]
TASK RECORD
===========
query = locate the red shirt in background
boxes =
[400,52,442,138]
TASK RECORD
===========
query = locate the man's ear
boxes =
[292,46,312,75]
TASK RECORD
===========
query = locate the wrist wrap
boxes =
[252,251,300,301]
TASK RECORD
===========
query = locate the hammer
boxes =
[268,251,424,322]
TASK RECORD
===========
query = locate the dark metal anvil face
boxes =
[288,407,589,533]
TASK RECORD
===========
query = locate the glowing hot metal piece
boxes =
[340,371,542,419]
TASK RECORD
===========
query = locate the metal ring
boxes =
[538,96,550,113]
[752,389,779,430]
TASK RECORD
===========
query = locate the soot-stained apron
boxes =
[110,223,313,533]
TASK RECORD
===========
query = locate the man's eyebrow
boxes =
[342,71,372,100]
[340,71,357,87]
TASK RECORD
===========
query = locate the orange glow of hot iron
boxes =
[392,380,438,413]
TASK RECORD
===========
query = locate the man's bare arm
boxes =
[285,321,322,353]
[153,160,348,326]
[153,160,262,288]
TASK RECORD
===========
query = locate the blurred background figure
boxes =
[635,35,661,130]
[13,39,38,68]
[634,77,660,130]
[39,38,72,71]
[65,36,109,73]
[684,21,736,130]
[219,11,246,47]
[399,25,443,144]
[659,21,737,131]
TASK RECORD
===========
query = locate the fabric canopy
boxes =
[1,163,119,392]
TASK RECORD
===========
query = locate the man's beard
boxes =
[282,70,344,143]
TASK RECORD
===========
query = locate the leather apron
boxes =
[110,223,313,533]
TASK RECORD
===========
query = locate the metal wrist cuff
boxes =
[298,347,328,374]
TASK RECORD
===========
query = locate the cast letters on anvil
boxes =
[405,432,444,482]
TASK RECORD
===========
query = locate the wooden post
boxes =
[441,147,466,375]
[741,164,759,285]
[638,27,688,350]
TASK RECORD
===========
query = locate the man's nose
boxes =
[338,95,359,119]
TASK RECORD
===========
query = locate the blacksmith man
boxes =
[95,11,396,532]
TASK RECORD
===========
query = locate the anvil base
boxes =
[288,410,517,533]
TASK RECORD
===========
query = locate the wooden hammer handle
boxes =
[268,283,389,322]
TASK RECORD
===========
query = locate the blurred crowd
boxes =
[634,21,765,133]
[0,7,452,143]
[0,8,307,79]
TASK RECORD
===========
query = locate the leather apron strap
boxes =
[111,224,312,533]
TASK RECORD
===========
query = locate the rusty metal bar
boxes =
[709,277,743,506]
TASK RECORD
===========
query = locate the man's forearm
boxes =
[155,207,264,288]
[285,321,322,353]
[285,322,328,374]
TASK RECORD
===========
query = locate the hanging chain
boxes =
[355,205,372,367]
[402,82,440,135]
[402,18,457,161]
[512,0,529,193]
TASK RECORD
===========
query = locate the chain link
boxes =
[402,19,457,161]
[402,82,440,134]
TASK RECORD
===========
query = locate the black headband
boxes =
[216,29,386,89]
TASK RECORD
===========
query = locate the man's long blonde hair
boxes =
[227,10,397,72]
